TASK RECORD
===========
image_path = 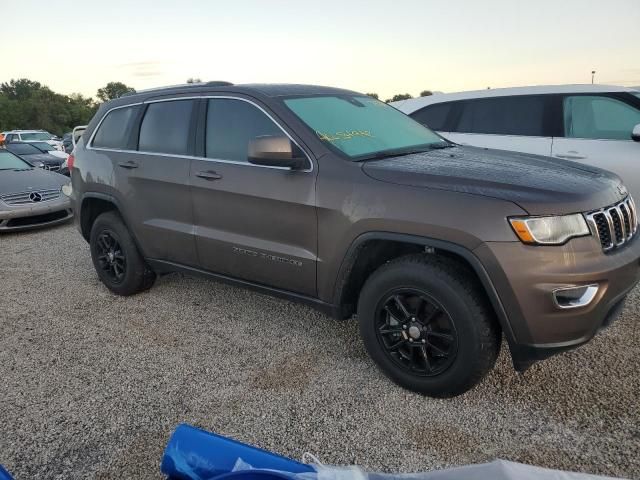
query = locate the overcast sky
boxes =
[2,0,639,99]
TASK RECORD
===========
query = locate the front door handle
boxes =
[555,153,586,160]
[195,170,222,180]
[118,160,139,169]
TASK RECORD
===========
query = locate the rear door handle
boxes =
[555,153,586,160]
[195,170,222,180]
[118,160,139,169]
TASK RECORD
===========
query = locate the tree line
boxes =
[367,91,433,103]
[0,79,135,136]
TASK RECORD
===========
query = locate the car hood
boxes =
[362,146,626,215]
[0,168,68,195]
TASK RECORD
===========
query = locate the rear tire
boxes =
[89,211,156,296]
[357,254,500,397]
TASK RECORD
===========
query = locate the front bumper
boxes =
[475,234,640,369]
[0,195,73,232]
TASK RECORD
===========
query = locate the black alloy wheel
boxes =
[94,230,126,284]
[375,289,458,376]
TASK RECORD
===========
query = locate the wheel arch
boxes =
[332,232,517,348]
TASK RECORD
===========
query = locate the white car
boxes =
[392,85,640,198]
[3,130,64,151]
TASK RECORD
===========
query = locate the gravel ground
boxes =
[1,222,639,479]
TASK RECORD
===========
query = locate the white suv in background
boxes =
[392,85,640,198]
[3,130,64,151]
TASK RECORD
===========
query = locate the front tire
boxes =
[89,211,156,296]
[357,254,500,397]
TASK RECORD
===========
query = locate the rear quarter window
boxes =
[92,105,139,149]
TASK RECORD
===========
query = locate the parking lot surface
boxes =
[1,223,639,479]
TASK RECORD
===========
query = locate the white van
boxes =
[392,85,640,197]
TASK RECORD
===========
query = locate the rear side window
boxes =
[92,106,138,149]
[453,96,546,136]
[206,98,282,162]
[563,95,640,140]
[411,103,453,131]
[139,100,194,155]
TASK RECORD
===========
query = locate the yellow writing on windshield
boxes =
[316,130,374,142]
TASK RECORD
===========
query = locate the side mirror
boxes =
[632,124,640,142]
[248,136,307,170]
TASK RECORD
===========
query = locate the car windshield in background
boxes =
[7,143,42,155]
[20,132,52,141]
[0,150,31,170]
[284,95,446,160]
[31,141,55,151]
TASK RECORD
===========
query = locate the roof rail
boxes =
[127,81,234,96]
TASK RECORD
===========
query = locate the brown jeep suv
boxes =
[69,82,640,397]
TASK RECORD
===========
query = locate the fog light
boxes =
[553,284,599,309]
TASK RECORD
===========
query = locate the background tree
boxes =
[0,78,98,136]
[186,77,202,84]
[420,90,433,97]
[385,93,413,103]
[366,93,379,99]
[96,81,135,102]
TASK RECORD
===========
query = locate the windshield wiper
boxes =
[357,143,455,161]
[428,142,456,149]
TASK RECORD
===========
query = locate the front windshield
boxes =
[21,132,52,141]
[0,150,31,170]
[284,95,446,159]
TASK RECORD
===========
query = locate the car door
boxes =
[430,96,554,156]
[552,93,640,198]
[190,96,318,296]
[88,99,198,267]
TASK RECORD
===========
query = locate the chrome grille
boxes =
[586,196,637,252]
[0,188,61,205]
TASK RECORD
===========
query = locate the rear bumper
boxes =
[475,235,640,369]
[0,195,73,232]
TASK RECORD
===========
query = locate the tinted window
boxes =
[6,143,41,155]
[563,95,640,140]
[453,96,546,136]
[206,99,283,162]
[139,100,194,155]
[411,103,453,131]
[92,106,138,149]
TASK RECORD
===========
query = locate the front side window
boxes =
[206,98,283,162]
[92,106,139,149]
[0,150,31,170]
[284,95,444,159]
[411,103,454,131]
[454,96,546,136]
[139,100,194,155]
[564,95,640,140]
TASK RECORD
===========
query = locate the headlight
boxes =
[509,213,590,245]
[61,182,72,197]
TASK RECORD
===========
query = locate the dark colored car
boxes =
[0,149,72,231]
[62,132,74,154]
[5,142,64,173]
[69,82,640,397]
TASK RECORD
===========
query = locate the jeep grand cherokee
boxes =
[68,82,640,397]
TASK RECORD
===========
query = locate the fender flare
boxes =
[332,232,518,351]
